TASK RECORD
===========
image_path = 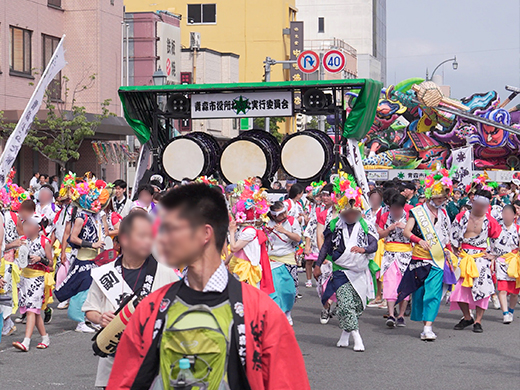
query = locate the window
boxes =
[48,0,62,8]
[9,26,32,76]
[42,34,62,100]
[318,17,325,33]
[187,4,216,24]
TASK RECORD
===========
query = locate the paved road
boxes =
[1,276,519,389]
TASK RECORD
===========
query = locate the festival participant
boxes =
[29,172,40,194]
[12,215,54,351]
[0,182,28,336]
[54,174,112,334]
[83,212,178,388]
[227,179,274,294]
[364,188,383,227]
[130,184,156,216]
[492,184,511,207]
[284,183,305,225]
[450,187,504,333]
[316,183,337,249]
[107,183,310,390]
[303,182,325,289]
[113,180,131,217]
[493,205,520,324]
[266,201,301,325]
[103,199,123,239]
[397,168,455,341]
[36,184,58,237]
[447,188,462,221]
[314,174,378,352]
[376,194,411,327]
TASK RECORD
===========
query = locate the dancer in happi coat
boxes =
[376,194,412,327]
[493,205,520,324]
[228,178,274,295]
[314,174,378,351]
[12,215,54,351]
[397,167,456,341]
[267,201,302,325]
[54,173,112,333]
[450,177,505,332]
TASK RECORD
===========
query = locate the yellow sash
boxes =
[373,239,384,267]
[270,253,297,266]
[0,259,21,314]
[459,251,483,288]
[77,248,99,261]
[21,267,55,309]
[503,252,520,288]
[411,205,445,269]
[232,257,262,287]
[384,242,412,252]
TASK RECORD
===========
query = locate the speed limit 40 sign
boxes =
[323,50,346,73]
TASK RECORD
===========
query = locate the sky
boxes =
[387,0,520,103]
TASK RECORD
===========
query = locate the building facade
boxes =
[0,0,132,186]
[296,0,387,83]
[124,0,297,83]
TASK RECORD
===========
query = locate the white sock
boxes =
[41,334,50,346]
[424,325,432,333]
[22,337,31,349]
[339,330,350,343]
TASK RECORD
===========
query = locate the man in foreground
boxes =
[83,212,178,388]
[107,184,310,390]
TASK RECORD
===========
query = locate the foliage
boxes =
[253,117,285,143]
[0,73,114,173]
[306,116,331,131]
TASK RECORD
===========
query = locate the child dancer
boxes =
[12,215,54,351]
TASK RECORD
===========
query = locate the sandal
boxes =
[12,341,29,352]
[36,342,49,349]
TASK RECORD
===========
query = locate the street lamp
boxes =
[426,56,458,81]
[152,67,167,86]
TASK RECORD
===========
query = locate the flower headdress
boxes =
[306,180,327,197]
[332,173,364,212]
[230,178,270,224]
[62,172,113,213]
[422,166,454,199]
[464,172,497,195]
[8,183,29,211]
[194,176,219,187]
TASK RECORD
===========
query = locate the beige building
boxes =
[0,0,132,186]
[180,47,240,139]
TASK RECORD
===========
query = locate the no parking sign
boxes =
[323,50,346,73]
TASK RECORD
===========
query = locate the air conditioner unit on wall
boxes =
[190,32,201,50]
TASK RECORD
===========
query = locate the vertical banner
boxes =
[0,35,67,187]
[345,138,370,200]
[451,145,473,187]
[290,21,304,82]
[131,142,151,200]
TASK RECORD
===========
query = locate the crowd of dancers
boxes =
[0,167,519,389]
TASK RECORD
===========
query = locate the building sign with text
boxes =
[191,91,293,119]
[290,21,304,82]
[157,22,181,84]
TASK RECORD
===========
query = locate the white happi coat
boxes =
[494,222,520,282]
[333,219,378,307]
[451,210,503,300]
[379,210,411,276]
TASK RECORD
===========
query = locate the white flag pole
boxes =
[0,34,67,187]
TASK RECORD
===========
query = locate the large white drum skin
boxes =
[162,138,205,181]
[281,134,325,179]
[220,140,267,184]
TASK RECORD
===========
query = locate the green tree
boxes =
[0,74,114,174]
[252,117,285,142]
[306,116,331,131]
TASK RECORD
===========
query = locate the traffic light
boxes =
[301,88,334,115]
[165,94,191,118]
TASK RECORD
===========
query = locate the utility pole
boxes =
[318,52,325,132]
[263,56,296,132]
